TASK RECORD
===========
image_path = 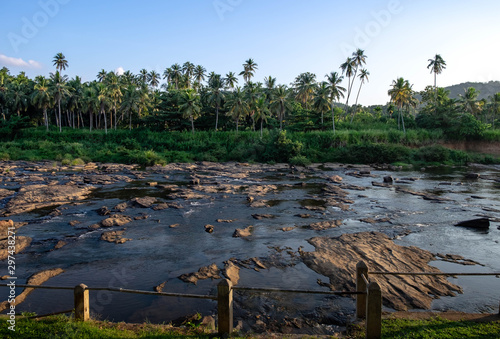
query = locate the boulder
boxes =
[204,224,214,233]
[233,226,253,238]
[455,218,490,229]
[97,206,111,216]
[465,173,480,179]
[383,175,394,183]
[100,214,132,227]
[130,196,157,208]
[223,261,240,285]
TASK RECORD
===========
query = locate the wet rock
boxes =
[216,219,237,223]
[113,202,128,212]
[471,195,486,199]
[281,226,296,232]
[101,230,131,244]
[223,260,240,285]
[168,189,209,200]
[329,175,343,183]
[134,213,149,220]
[131,196,157,208]
[204,224,214,233]
[0,268,64,312]
[247,196,254,203]
[100,214,132,227]
[360,217,391,224]
[1,184,94,216]
[0,189,14,200]
[383,175,394,183]
[436,253,481,266]
[97,206,111,216]
[155,281,166,292]
[455,218,490,229]
[148,182,158,187]
[295,213,311,218]
[465,173,480,179]
[179,263,221,284]
[233,226,253,238]
[249,200,270,208]
[169,224,180,228]
[152,203,169,211]
[301,231,462,311]
[53,240,67,250]
[0,235,32,260]
[88,224,100,230]
[252,214,275,220]
[307,220,342,230]
[69,220,81,226]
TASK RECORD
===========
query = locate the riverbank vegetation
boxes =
[1,52,500,166]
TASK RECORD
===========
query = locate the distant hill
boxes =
[444,81,500,100]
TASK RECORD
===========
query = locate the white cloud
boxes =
[0,54,42,69]
[115,66,125,75]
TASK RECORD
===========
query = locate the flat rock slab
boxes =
[179,263,221,284]
[307,220,342,231]
[301,231,462,311]
[1,184,94,216]
[101,230,131,244]
[0,235,32,260]
[101,214,133,227]
[0,268,64,312]
[233,226,253,238]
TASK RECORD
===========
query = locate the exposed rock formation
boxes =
[301,231,462,311]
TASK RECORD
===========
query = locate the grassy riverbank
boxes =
[1,314,500,338]
[0,127,499,167]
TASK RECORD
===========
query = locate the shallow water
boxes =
[2,163,500,325]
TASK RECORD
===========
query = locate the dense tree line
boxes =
[0,52,499,139]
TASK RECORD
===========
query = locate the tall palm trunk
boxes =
[89,110,93,132]
[215,105,219,131]
[43,107,48,131]
[114,104,117,130]
[58,98,62,132]
[101,104,107,134]
[351,82,364,123]
[190,115,194,134]
[331,104,336,134]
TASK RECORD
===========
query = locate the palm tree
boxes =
[193,65,206,89]
[254,96,270,138]
[224,72,238,90]
[178,89,201,134]
[67,76,84,128]
[121,85,140,130]
[427,54,446,88]
[208,73,225,131]
[388,77,416,134]
[325,71,346,133]
[97,69,107,82]
[340,57,356,115]
[270,85,292,131]
[168,64,182,89]
[148,70,161,89]
[239,58,258,84]
[244,81,262,131]
[53,53,68,72]
[226,87,249,132]
[83,85,98,131]
[349,49,367,95]
[105,73,123,129]
[9,82,28,118]
[313,82,330,127]
[293,72,316,109]
[49,71,69,132]
[488,93,500,128]
[351,69,370,123]
[96,82,110,134]
[139,69,149,84]
[459,87,480,116]
[0,73,10,120]
[182,62,195,88]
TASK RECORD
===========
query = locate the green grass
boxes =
[2,315,500,338]
[0,315,214,338]
[380,317,500,339]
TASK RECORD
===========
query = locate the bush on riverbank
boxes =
[0,127,498,166]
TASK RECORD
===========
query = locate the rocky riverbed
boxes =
[0,160,499,335]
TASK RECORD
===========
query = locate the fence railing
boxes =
[3,261,499,339]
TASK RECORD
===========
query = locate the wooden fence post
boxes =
[74,284,89,321]
[356,261,368,319]
[217,279,233,336]
[366,281,382,339]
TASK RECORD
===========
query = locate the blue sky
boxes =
[1,0,499,105]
